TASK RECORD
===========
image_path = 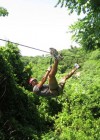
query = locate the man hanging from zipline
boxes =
[29,48,80,96]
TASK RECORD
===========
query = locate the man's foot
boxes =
[74,63,80,69]
[49,48,58,57]
[49,48,63,61]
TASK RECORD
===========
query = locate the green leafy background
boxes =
[0,0,100,139]
[0,43,100,140]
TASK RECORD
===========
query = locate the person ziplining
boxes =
[29,48,80,97]
[0,39,80,97]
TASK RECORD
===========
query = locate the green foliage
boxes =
[69,12,100,50]
[1,0,99,139]
[56,0,100,15]
[0,43,100,139]
[0,7,8,16]
[56,0,100,51]
[0,44,39,139]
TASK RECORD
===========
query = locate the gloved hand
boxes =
[47,65,52,72]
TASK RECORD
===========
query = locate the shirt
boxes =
[33,84,49,96]
[33,84,59,97]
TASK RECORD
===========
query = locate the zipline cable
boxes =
[0,38,50,53]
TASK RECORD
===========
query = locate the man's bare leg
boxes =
[64,67,78,81]
[49,60,58,77]
[49,47,62,77]
[59,64,80,87]
[48,47,62,89]
[48,60,59,90]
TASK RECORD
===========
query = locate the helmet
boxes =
[29,78,36,85]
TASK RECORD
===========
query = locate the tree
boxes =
[70,12,100,50]
[0,7,8,16]
[56,0,100,15]
[56,0,100,50]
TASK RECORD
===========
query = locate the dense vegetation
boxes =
[56,0,100,50]
[0,0,100,139]
[0,42,100,139]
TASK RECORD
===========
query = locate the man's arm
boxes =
[37,66,52,88]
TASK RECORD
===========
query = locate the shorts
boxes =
[49,83,64,96]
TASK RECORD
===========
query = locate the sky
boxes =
[0,0,79,56]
